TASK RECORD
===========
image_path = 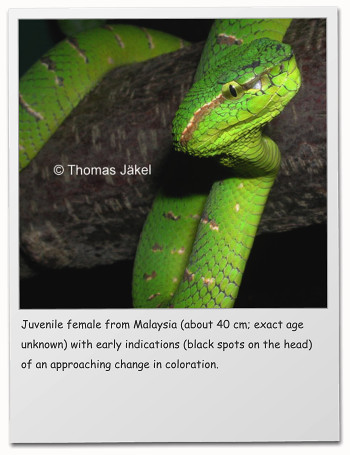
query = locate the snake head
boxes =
[173,37,301,157]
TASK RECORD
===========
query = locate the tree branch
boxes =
[20,19,326,275]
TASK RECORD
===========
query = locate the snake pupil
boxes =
[229,85,237,97]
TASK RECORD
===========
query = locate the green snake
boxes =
[19,19,301,308]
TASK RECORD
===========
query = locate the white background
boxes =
[1,0,348,453]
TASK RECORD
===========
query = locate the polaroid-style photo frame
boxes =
[9,7,339,443]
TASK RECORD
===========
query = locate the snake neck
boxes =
[169,133,281,308]
[132,131,281,308]
[219,127,281,178]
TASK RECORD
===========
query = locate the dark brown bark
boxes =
[20,19,326,276]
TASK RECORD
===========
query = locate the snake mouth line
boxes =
[180,57,297,152]
[180,92,226,146]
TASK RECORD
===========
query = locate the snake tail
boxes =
[19,24,186,171]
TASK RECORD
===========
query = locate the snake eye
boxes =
[229,85,237,97]
[222,80,244,100]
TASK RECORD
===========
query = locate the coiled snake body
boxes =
[19,19,301,308]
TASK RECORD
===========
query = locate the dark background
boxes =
[19,19,327,309]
